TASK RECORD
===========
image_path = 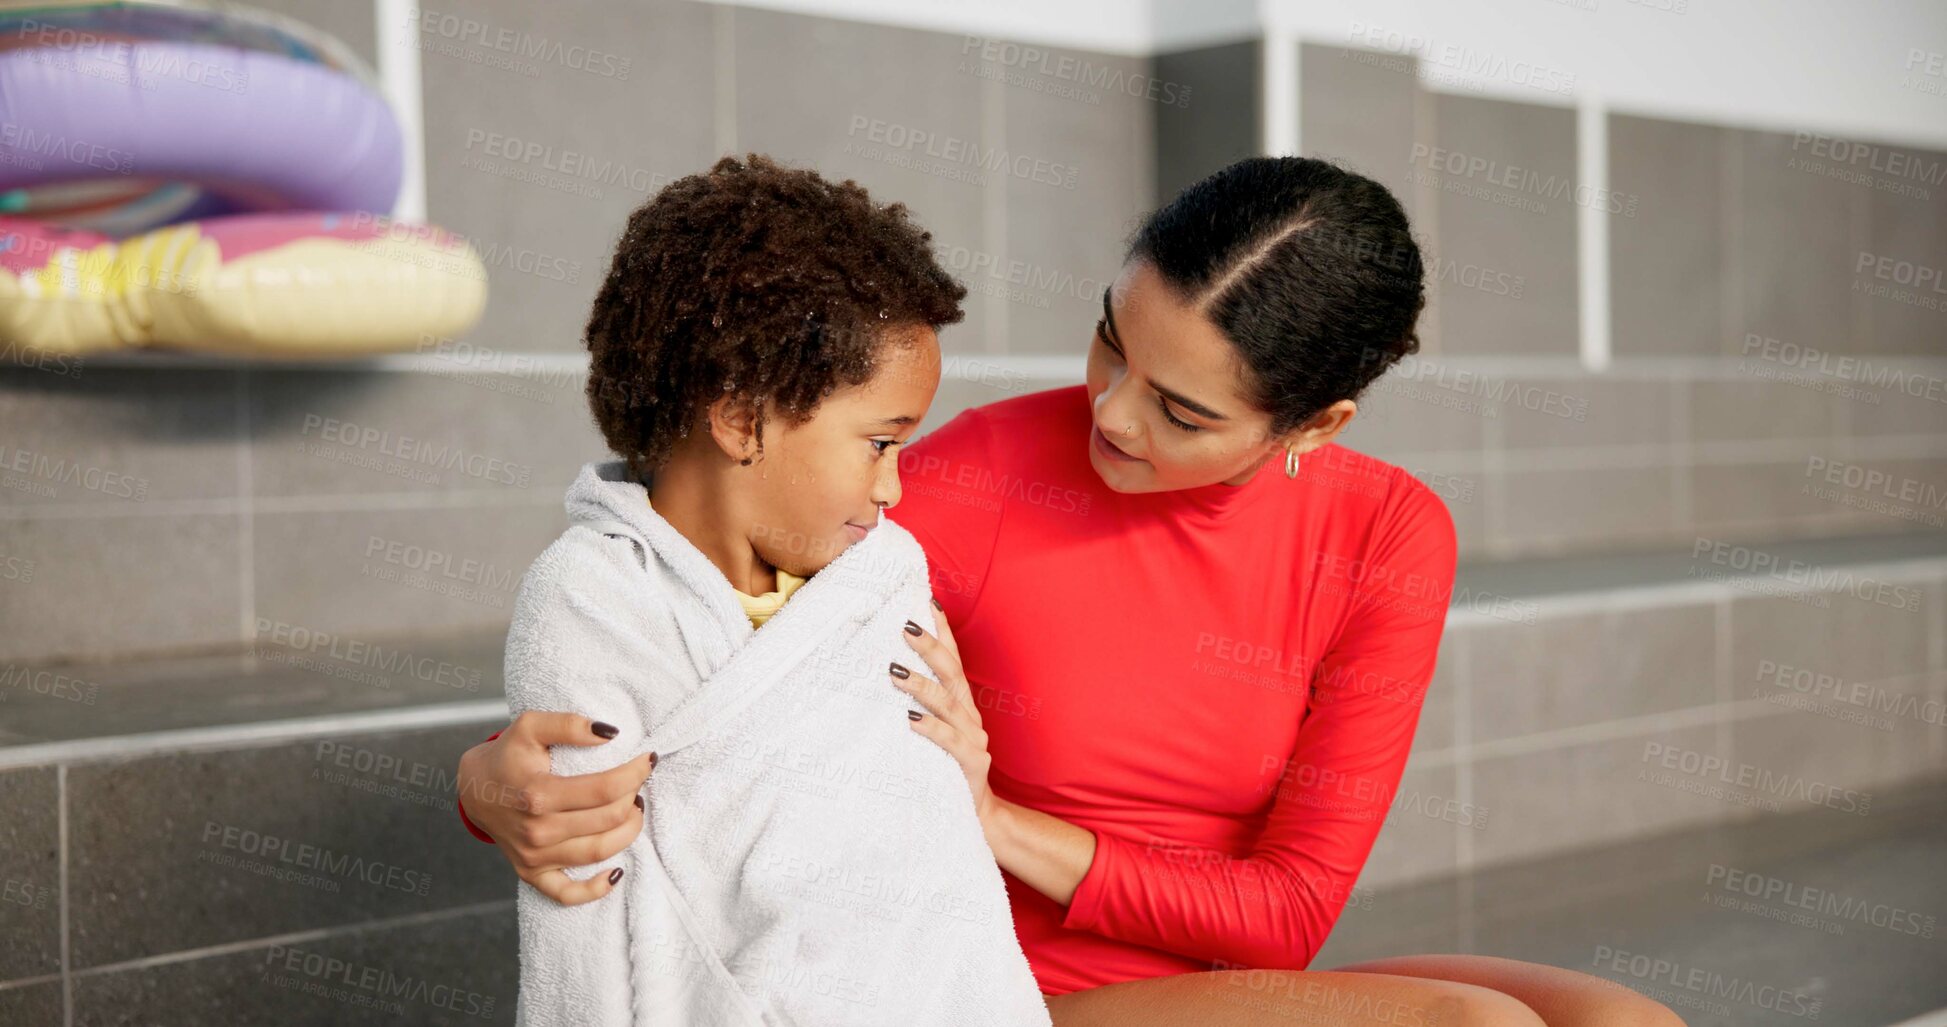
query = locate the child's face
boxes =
[745,324,941,577]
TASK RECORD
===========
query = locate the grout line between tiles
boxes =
[62,899,517,983]
[983,65,1009,356]
[1671,378,1692,535]
[1452,626,1475,953]
[1466,694,1840,763]
[0,700,511,771]
[58,764,70,1027]
[1577,95,1610,372]
[1452,620,1475,952]
[0,489,564,521]
[48,349,1947,377]
[1719,126,1740,357]
[1446,554,1947,626]
[1715,596,1734,760]
[237,369,256,654]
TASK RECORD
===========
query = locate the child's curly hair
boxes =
[584,154,968,479]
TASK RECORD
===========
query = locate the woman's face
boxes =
[1084,259,1341,493]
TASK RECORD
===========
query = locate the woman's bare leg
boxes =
[1331,955,1685,1027]
[1044,968,1547,1027]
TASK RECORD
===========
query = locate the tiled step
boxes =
[0,636,519,1023]
[2,532,1943,1021]
[1363,530,1947,889]
[1320,776,1947,1027]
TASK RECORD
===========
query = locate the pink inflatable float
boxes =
[0,2,486,356]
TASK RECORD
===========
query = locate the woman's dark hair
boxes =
[1128,156,1424,437]
[584,154,967,478]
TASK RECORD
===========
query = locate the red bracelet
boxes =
[458,729,504,844]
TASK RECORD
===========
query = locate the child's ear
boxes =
[705,395,763,465]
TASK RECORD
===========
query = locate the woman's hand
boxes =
[456,711,655,905]
[892,602,998,825]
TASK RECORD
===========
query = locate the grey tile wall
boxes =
[732,8,996,357]
[994,43,1156,357]
[1428,94,1580,357]
[1298,82,1942,559]
[67,726,511,968]
[0,767,60,983]
[1299,43,1424,222]
[0,365,589,666]
[0,1,1159,666]
[1468,602,1718,744]
[1859,141,1947,356]
[72,905,516,1026]
[1152,40,1259,205]
[1,723,520,1024]
[1471,720,1727,867]
[1610,114,1726,357]
[1738,128,1862,359]
[418,0,719,356]
[0,508,246,664]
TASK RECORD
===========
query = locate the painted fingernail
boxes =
[907,710,923,721]
[930,597,943,611]
[647,751,658,770]
[904,620,922,636]
[634,794,644,811]
[607,867,624,885]
[889,662,910,680]
[592,721,620,739]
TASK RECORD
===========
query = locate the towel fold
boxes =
[506,460,1052,1027]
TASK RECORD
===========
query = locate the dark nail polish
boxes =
[592,721,619,739]
[907,710,923,721]
[634,794,645,811]
[904,620,922,636]
[930,597,943,611]
[889,662,910,680]
[607,867,624,885]
[648,751,658,770]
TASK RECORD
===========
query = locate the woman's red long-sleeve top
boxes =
[466,384,1458,996]
[886,385,1457,993]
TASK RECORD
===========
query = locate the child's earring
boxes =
[1285,446,1300,479]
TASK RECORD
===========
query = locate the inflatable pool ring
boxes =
[0,213,485,357]
[0,1,487,357]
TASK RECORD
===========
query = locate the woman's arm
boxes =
[457,715,654,903]
[903,478,1458,970]
[460,530,672,905]
[896,606,1099,904]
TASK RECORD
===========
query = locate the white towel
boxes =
[505,460,1052,1027]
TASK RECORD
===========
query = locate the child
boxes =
[504,155,1051,1027]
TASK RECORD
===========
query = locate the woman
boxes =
[458,157,1683,1026]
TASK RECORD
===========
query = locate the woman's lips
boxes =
[844,522,870,543]
[1091,423,1143,462]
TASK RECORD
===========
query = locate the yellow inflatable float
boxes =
[0,2,487,357]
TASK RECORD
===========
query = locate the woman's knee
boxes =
[1425,982,1550,1027]
[1547,980,1686,1027]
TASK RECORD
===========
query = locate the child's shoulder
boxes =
[513,523,667,610]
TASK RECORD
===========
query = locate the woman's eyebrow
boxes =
[1101,286,1229,422]
[1100,285,1121,344]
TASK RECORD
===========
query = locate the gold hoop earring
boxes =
[1285,446,1300,479]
